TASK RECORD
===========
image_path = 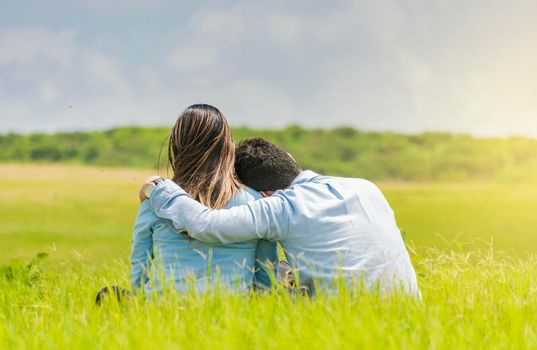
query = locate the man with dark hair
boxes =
[141,138,419,296]
[234,138,300,194]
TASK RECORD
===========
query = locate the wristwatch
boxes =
[143,177,165,199]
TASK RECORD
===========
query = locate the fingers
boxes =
[139,175,160,203]
[139,186,146,203]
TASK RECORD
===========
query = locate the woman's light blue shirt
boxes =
[130,186,277,294]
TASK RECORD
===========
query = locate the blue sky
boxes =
[1,0,536,136]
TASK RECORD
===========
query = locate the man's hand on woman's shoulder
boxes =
[139,175,162,203]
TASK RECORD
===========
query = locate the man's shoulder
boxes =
[344,177,379,188]
[335,177,385,197]
[322,174,378,187]
[294,174,383,198]
[293,173,373,187]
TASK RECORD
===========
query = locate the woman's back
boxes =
[132,104,277,294]
[131,186,269,294]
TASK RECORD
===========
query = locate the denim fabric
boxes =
[131,186,277,294]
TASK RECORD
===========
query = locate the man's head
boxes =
[235,138,301,195]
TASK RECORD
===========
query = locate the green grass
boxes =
[385,183,537,254]
[1,164,536,349]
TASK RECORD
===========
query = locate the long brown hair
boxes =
[167,104,240,209]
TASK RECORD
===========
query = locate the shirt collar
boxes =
[291,170,321,186]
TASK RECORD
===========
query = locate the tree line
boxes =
[1,126,536,181]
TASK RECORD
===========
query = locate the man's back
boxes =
[276,171,419,295]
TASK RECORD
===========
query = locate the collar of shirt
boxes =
[291,170,321,186]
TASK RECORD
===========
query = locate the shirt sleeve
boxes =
[148,180,290,243]
[130,201,155,291]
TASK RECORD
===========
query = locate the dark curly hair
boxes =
[234,138,301,191]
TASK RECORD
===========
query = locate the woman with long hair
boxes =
[130,104,277,294]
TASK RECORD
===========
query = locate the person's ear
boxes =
[260,191,274,197]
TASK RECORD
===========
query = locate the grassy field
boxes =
[1,164,536,349]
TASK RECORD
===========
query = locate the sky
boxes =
[0,0,536,136]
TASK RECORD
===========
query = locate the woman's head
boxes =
[168,104,239,209]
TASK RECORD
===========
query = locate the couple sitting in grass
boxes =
[132,104,419,297]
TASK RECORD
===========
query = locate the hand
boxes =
[139,175,161,203]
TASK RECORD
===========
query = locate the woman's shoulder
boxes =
[225,186,262,208]
[134,200,161,228]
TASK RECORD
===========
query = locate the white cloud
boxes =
[80,51,132,97]
[0,27,76,68]
[265,14,308,46]
[0,103,30,125]
[138,65,164,92]
[205,79,300,127]
[37,81,61,103]
[167,45,218,73]
[1,1,537,136]
[0,27,139,131]
[77,0,173,10]
[165,7,249,74]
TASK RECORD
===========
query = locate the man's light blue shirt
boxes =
[131,187,278,294]
[149,170,420,296]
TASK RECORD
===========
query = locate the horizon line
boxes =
[1,124,536,141]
